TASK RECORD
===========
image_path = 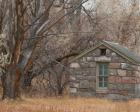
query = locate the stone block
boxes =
[86,76,96,80]
[109,84,117,89]
[116,84,124,90]
[76,70,82,74]
[70,63,80,68]
[106,94,131,100]
[94,49,100,56]
[76,75,86,80]
[134,71,140,77]
[106,49,111,56]
[111,56,119,62]
[115,76,122,83]
[109,89,119,94]
[119,90,128,96]
[131,77,136,84]
[77,70,89,76]
[135,84,140,96]
[69,88,77,93]
[74,70,83,76]
[127,70,133,76]
[96,89,108,94]
[121,63,135,70]
[86,57,94,61]
[130,65,137,70]
[136,78,140,83]
[79,80,90,88]
[111,52,117,57]
[95,56,111,62]
[78,91,95,97]
[108,76,116,83]
[109,63,120,69]
[117,69,126,76]
[121,77,135,84]
[118,57,126,63]
[91,68,97,76]
[109,69,117,75]
[89,80,96,88]
[82,57,87,62]
[71,83,79,88]
[138,66,140,71]
[92,52,96,57]
[80,62,89,68]
[112,56,125,63]
[123,84,134,91]
[70,76,76,81]
[89,62,96,68]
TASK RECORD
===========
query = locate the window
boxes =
[100,49,106,56]
[97,63,108,88]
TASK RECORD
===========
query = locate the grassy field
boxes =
[0,97,140,112]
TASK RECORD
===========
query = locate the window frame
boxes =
[96,62,109,90]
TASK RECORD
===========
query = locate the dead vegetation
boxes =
[0,97,139,112]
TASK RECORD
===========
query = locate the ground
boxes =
[0,97,140,112]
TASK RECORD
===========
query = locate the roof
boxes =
[70,40,140,65]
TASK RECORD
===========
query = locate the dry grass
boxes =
[0,97,140,112]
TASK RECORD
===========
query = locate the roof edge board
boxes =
[102,42,138,65]
[69,42,103,62]
[70,41,140,65]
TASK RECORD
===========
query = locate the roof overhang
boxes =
[70,41,140,65]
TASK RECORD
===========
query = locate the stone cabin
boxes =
[69,40,140,100]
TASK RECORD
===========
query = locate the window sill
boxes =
[96,88,108,93]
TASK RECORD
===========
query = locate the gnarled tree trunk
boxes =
[1,65,21,99]
[0,0,88,100]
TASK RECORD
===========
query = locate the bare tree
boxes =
[83,0,140,48]
[0,0,88,99]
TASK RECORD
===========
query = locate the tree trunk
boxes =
[58,87,63,96]
[1,65,21,99]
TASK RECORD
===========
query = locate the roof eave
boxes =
[69,42,103,63]
[101,41,140,65]
[70,40,140,65]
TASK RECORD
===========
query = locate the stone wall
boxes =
[69,45,140,100]
[107,63,138,99]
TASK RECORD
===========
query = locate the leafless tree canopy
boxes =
[0,0,139,99]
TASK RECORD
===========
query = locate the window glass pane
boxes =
[99,64,103,75]
[104,81,108,87]
[99,76,103,82]
[104,77,108,82]
[104,64,108,76]
[99,69,102,75]
[99,77,104,87]
[99,82,103,87]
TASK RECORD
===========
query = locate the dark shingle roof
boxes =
[70,40,140,65]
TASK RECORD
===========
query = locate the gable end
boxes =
[70,41,140,65]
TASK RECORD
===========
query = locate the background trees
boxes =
[0,0,139,99]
